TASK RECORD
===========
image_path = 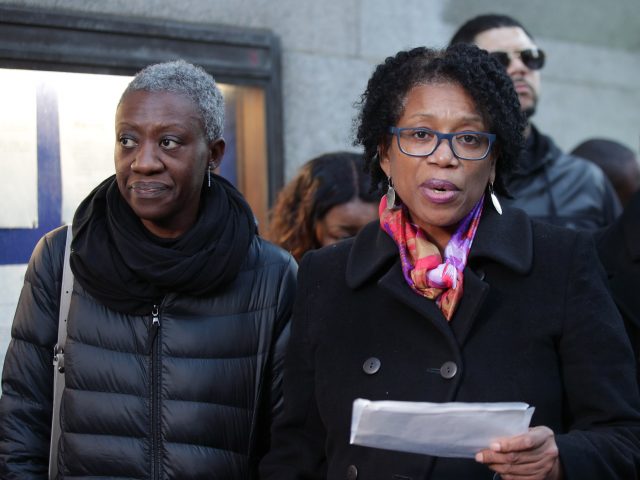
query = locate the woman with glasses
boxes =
[260,44,640,479]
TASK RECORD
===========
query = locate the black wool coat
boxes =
[260,202,640,480]
[596,189,640,385]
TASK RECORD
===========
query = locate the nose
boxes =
[428,137,457,166]
[131,141,164,174]
[506,53,529,76]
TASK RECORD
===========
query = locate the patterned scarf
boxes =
[379,195,484,320]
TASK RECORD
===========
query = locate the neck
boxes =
[417,223,453,256]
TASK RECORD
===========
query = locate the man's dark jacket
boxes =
[503,125,621,230]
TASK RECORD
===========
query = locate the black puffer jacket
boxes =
[0,225,297,479]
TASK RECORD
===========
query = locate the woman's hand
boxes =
[475,426,563,480]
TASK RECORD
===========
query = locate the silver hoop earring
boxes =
[489,182,502,215]
[386,177,397,210]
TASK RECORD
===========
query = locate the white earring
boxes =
[208,163,213,188]
[489,182,502,215]
[386,177,397,210]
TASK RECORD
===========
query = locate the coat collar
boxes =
[346,199,533,289]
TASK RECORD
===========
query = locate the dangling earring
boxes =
[488,182,502,215]
[207,163,213,188]
[386,176,397,210]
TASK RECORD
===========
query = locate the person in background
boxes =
[575,139,640,386]
[595,189,640,385]
[259,44,640,480]
[267,151,378,261]
[0,60,296,479]
[571,138,640,207]
[450,14,621,230]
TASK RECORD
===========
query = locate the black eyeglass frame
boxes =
[489,48,546,71]
[388,126,496,161]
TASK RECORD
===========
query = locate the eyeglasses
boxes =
[388,127,495,161]
[489,48,545,70]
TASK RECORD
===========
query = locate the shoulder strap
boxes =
[49,225,74,480]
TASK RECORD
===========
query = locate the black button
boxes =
[346,464,358,480]
[440,361,458,379]
[363,357,381,375]
[477,269,486,281]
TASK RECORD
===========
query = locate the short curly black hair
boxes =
[354,43,525,195]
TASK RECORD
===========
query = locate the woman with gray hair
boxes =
[0,60,297,479]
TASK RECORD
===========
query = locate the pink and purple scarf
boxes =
[379,196,484,321]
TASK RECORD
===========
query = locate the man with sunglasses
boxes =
[450,14,621,230]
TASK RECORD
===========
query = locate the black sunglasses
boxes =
[490,48,545,71]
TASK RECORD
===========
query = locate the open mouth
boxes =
[425,179,458,192]
[422,179,459,204]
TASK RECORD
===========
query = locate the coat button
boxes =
[477,269,486,281]
[440,361,458,379]
[346,464,358,480]
[363,357,381,375]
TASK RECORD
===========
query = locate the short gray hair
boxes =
[120,59,225,142]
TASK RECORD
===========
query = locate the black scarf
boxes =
[70,174,257,315]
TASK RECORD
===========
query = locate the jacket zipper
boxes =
[149,303,162,480]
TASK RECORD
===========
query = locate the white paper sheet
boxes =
[350,398,535,458]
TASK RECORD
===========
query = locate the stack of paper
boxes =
[350,398,535,458]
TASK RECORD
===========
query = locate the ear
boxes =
[208,138,226,171]
[378,144,392,178]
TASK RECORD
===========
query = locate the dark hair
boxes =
[449,13,534,46]
[354,43,526,195]
[571,138,640,206]
[571,138,636,166]
[267,151,378,260]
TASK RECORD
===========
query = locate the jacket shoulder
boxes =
[530,215,588,247]
[253,236,297,265]
[299,236,354,277]
[236,236,298,306]
[542,132,607,188]
[21,225,69,310]
[244,237,298,281]
[4,224,68,343]
[553,150,610,189]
